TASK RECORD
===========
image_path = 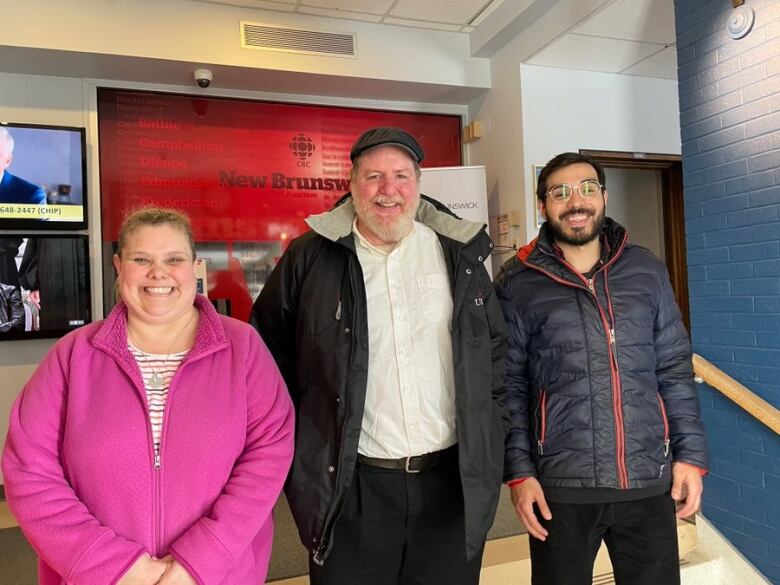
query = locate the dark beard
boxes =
[547,207,606,246]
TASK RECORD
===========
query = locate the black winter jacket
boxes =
[251,195,508,563]
[496,218,707,495]
[0,283,24,333]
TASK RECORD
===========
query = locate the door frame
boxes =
[579,149,690,332]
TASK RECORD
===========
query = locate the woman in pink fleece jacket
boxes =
[2,208,295,585]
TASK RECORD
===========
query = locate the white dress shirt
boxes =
[353,219,457,458]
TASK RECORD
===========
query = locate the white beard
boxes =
[354,194,419,245]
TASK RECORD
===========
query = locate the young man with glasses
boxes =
[496,152,708,585]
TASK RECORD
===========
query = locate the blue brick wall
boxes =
[675,0,780,582]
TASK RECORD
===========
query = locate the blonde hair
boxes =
[117,207,196,260]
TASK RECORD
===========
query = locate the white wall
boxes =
[520,64,681,239]
[466,35,527,272]
[604,168,665,259]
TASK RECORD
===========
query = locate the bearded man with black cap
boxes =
[250,127,507,584]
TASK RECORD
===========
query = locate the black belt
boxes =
[357,449,447,473]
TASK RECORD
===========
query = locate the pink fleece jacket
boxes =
[2,296,295,585]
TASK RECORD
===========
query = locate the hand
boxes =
[157,558,198,585]
[671,462,703,519]
[117,554,168,585]
[509,477,552,541]
[29,290,40,309]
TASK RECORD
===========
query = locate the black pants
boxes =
[309,448,483,585]
[529,493,680,585]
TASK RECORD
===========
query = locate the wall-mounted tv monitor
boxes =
[0,235,91,341]
[0,122,88,230]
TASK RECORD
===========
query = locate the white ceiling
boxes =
[191,0,503,32]
[526,0,678,79]
[192,0,678,79]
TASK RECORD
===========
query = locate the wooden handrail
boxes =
[693,353,780,435]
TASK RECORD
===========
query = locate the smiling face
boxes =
[113,223,197,327]
[541,162,608,247]
[351,145,421,246]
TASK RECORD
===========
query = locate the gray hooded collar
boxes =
[304,196,483,245]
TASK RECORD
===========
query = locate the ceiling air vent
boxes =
[241,21,357,58]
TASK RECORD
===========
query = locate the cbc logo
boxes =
[289,133,316,167]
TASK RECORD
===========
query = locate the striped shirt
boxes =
[129,344,187,456]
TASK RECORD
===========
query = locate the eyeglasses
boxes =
[546,179,603,203]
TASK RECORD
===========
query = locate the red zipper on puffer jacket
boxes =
[657,393,671,457]
[520,234,630,489]
[537,389,547,455]
[601,265,628,489]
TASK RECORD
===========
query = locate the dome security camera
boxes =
[194,68,213,88]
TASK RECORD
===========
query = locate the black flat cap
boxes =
[349,127,425,163]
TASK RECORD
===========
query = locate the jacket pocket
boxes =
[417,273,452,323]
[536,388,548,455]
[304,297,343,336]
[656,393,670,458]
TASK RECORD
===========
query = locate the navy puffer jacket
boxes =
[496,218,707,491]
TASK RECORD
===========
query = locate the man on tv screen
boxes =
[0,127,47,216]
